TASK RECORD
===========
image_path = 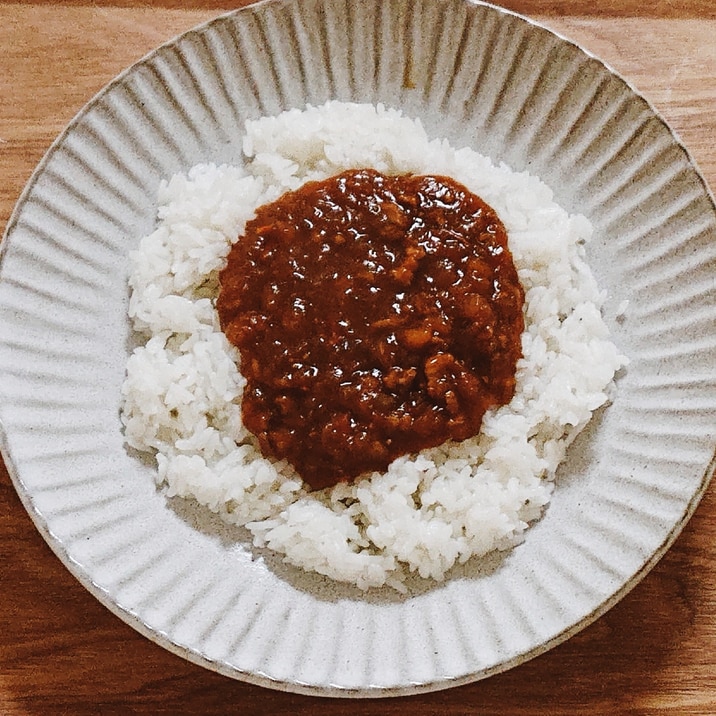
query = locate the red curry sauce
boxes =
[217,169,524,490]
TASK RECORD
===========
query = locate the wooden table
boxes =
[2,1,715,713]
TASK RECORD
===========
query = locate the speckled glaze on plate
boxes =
[1,0,715,697]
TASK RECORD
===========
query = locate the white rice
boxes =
[121,101,626,591]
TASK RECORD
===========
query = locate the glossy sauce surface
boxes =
[218,169,524,489]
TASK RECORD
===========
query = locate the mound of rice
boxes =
[121,102,626,591]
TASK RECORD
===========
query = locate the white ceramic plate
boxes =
[1,0,715,696]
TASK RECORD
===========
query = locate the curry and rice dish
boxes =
[121,102,626,590]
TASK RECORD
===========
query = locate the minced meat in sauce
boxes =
[217,169,525,490]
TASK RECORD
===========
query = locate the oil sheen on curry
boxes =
[217,169,525,490]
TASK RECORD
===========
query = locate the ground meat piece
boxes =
[217,169,524,490]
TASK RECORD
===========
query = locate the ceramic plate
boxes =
[1,0,715,696]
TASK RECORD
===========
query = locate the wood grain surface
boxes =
[1,1,715,713]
